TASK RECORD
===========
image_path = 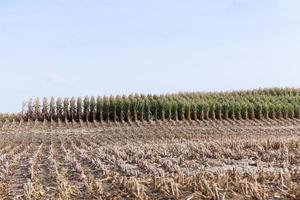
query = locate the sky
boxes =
[1,0,300,112]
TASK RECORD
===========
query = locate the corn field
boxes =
[21,88,300,123]
[1,88,300,199]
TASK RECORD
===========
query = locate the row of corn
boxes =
[22,88,300,122]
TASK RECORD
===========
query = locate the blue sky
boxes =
[1,1,300,112]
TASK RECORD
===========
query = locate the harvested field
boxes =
[0,119,300,199]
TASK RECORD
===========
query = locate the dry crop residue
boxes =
[0,119,300,199]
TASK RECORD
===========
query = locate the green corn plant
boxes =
[214,103,222,120]
[248,103,255,120]
[208,103,216,120]
[144,98,151,121]
[281,104,289,119]
[196,103,205,120]
[116,95,123,122]
[157,98,165,121]
[141,94,148,121]
[254,103,262,120]
[70,97,76,121]
[177,101,185,120]
[122,95,129,122]
[261,103,269,119]
[240,103,248,120]
[152,95,159,121]
[137,98,145,121]
[293,103,300,119]
[190,103,197,120]
[83,96,90,122]
[268,103,275,119]
[235,103,242,120]
[96,96,103,122]
[147,95,154,121]
[128,95,138,121]
[133,94,142,121]
[228,102,235,120]
[123,96,130,122]
[203,103,210,120]
[287,103,295,118]
[77,97,83,121]
[90,96,96,122]
[274,104,282,119]
[184,102,191,121]
[63,97,69,121]
[164,101,172,121]
[109,96,117,122]
[222,103,229,120]
[171,101,178,121]
[102,96,109,122]
[133,95,139,121]
[292,89,299,96]
[140,95,148,121]
[202,102,209,120]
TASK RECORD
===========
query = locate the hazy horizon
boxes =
[1,1,300,112]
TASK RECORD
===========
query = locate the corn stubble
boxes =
[0,120,299,199]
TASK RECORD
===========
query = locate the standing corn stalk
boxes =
[254,103,263,120]
[177,102,184,121]
[63,97,69,122]
[248,103,255,120]
[171,101,178,121]
[228,102,235,120]
[215,103,222,120]
[222,103,229,120]
[77,97,83,121]
[102,96,109,122]
[293,103,300,119]
[208,103,215,120]
[157,98,165,121]
[27,98,33,121]
[268,103,276,119]
[123,96,130,122]
[240,103,249,120]
[184,102,191,121]
[56,97,63,122]
[96,96,103,122]
[49,97,56,121]
[34,97,40,121]
[70,97,76,121]
[165,101,172,121]
[145,99,151,122]
[203,103,210,120]
[42,97,48,121]
[275,104,282,119]
[83,96,90,122]
[20,88,300,123]
[235,103,242,120]
[116,95,123,122]
[109,96,117,122]
[90,96,96,122]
